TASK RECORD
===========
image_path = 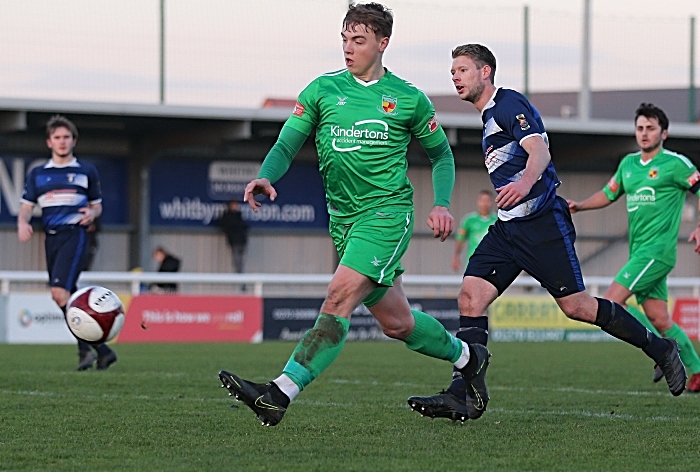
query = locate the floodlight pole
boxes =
[578,0,591,121]
[690,16,696,123]
[159,0,165,104]
[524,5,530,98]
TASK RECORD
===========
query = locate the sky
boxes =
[0,0,699,109]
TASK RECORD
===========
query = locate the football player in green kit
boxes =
[218,2,490,426]
[452,190,497,272]
[569,103,700,393]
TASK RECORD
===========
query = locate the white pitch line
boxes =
[328,378,689,398]
[2,388,697,422]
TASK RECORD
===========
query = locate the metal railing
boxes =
[0,271,698,298]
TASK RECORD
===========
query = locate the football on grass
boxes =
[66,286,125,344]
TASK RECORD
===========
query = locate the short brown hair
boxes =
[46,114,79,139]
[344,2,393,39]
[451,44,497,84]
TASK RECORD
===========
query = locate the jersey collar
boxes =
[481,87,500,116]
[45,157,79,168]
[350,68,389,87]
[639,147,664,166]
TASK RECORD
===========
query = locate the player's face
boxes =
[477,194,492,214]
[46,126,76,159]
[451,55,488,103]
[341,25,388,79]
[635,116,667,154]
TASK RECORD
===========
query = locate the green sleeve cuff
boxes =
[258,125,309,184]
[424,139,455,208]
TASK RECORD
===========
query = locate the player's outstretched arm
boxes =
[567,191,612,214]
[451,240,465,271]
[245,124,310,212]
[17,202,34,242]
[244,178,277,212]
[427,206,454,242]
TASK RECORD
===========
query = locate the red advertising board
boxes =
[118,295,262,343]
[671,298,700,341]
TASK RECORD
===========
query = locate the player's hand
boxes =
[567,199,580,214]
[78,207,95,225]
[243,178,277,212]
[427,206,454,242]
[495,180,533,209]
[17,221,33,242]
[689,228,700,254]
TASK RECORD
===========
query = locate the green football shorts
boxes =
[329,208,414,306]
[614,255,673,304]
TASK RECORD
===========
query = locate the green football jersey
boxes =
[602,148,700,265]
[456,212,497,260]
[284,69,449,223]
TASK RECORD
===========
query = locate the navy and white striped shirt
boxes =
[481,88,560,221]
[21,158,102,232]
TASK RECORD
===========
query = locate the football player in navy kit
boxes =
[407,44,686,421]
[18,115,117,371]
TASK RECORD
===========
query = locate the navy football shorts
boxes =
[465,196,585,298]
[44,226,89,293]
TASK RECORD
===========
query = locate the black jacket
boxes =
[218,210,249,246]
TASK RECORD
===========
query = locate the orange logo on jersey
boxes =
[292,101,305,117]
[607,176,619,193]
[648,168,659,180]
[380,95,397,115]
[428,116,439,133]
[688,170,700,186]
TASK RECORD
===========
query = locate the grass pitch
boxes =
[1,341,700,471]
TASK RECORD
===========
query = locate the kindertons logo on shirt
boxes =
[626,186,656,212]
[331,119,389,152]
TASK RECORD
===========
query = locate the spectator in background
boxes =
[452,190,497,272]
[217,200,249,274]
[151,246,180,293]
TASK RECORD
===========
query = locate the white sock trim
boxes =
[453,341,470,370]
[273,374,300,401]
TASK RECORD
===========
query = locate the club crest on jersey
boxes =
[515,114,530,130]
[648,167,659,180]
[379,95,398,115]
[292,101,305,117]
[427,116,439,133]
[66,173,76,183]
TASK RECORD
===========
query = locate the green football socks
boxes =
[625,305,661,337]
[627,304,700,374]
[282,313,350,390]
[404,310,463,363]
[664,324,700,375]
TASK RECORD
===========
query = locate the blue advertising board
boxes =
[150,159,329,229]
[262,298,460,341]
[0,155,129,225]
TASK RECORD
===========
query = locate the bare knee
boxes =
[556,292,598,324]
[458,277,496,316]
[381,322,413,340]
